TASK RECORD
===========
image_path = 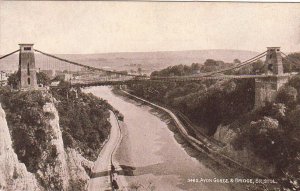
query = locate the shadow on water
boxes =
[90,163,172,178]
[90,170,110,179]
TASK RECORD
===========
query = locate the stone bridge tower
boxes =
[18,44,37,90]
[254,47,289,108]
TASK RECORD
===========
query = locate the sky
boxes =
[0,1,299,54]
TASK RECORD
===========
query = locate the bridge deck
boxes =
[69,74,294,87]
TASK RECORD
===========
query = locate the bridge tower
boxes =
[254,47,289,108]
[18,44,37,90]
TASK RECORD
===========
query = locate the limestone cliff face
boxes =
[214,124,237,144]
[214,125,251,166]
[214,124,275,175]
[0,104,41,191]
[39,102,93,191]
[1,97,94,191]
[36,102,71,190]
[66,148,93,191]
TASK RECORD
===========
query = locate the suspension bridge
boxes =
[0,44,299,108]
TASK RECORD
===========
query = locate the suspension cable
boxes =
[34,49,145,78]
[151,52,267,80]
[254,61,267,73]
[0,49,19,60]
[280,51,300,66]
[204,53,267,77]
[282,57,295,66]
[235,51,267,67]
[34,48,267,80]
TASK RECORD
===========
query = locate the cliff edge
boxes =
[0,103,41,191]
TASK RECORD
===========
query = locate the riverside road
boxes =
[84,86,231,191]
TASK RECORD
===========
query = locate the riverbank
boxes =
[85,86,234,191]
[112,87,278,191]
[87,110,125,191]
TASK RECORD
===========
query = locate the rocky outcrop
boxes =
[214,124,275,175]
[0,104,41,191]
[36,102,71,190]
[37,102,93,191]
[0,102,93,191]
[1,94,95,191]
[66,148,93,191]
[214,124,237,144]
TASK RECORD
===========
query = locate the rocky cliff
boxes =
[36,102,71,190]
[0,103,41,191]
[214,124,275,175]
[0,99,93,191]
[66,148,93,190]
[38,101,93,191]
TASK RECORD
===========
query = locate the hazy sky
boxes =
[0,1,299,54]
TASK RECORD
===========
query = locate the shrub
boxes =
[0,90,51,173]
[276,86,297,108]
[51,84,112,161]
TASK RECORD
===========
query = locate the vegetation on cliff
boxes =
[0,87,52,173]
[0,87,68,190]
[127,55,300,190]
[230,76,300,189]
[5,72,112,162]
[51,81,112,161]
[7,71,51,88]
[0,74,114,189]
[128,59,256,135]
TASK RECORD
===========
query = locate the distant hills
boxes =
[0,49,259,73]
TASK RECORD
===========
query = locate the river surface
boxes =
[85,86,231,191]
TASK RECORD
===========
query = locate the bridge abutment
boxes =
[254,47,289,109]
[254,76,289,108]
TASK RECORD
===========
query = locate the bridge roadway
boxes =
[71,74,292,87]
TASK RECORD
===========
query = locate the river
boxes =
[85,86,231,191]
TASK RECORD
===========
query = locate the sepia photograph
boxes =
[0,1,299,191]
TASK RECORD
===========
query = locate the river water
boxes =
[85,86,231,191]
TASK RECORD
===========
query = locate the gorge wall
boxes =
[0,104,41,191]
[0,99,93,191]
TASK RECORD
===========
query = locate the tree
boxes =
[276,86,297,108]
[150,71,159,77]
[201,59,225,73]
[233,59,241,64]
[287,106,300,129]
[191,63,201,71]
[201,59,217,72]
[283,52,300,73]
[7,71,20,89]
[37,72,51,86]
[248,117,288,164]
[137,67,142,74]
[288,75,300,96]
[252,60,264,74]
